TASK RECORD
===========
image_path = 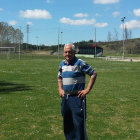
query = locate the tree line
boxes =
[0,21,140,54]
[106,28,140,54]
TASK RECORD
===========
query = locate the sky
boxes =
[0,0,140,46]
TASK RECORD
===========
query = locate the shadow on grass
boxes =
[0,81,34,94]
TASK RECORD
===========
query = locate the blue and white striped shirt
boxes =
[58,57,97,92]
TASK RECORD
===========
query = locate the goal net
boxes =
[0,47,15,59]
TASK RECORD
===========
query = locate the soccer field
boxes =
[0,55,140,140]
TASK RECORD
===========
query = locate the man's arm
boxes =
[58,81,64,98]
[78,76,97,98]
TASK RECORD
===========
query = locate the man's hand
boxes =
[78,89,89,99]
[59,88,64,98]
[58,81,64,98]
[77,76,97,99]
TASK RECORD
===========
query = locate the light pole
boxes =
[121,17,125,59]
[61,32,63,55]
[58,27,60,59]
[36,36,38,53]
[94,28,96,58]
[19,26,21,59]
[0,35,1,46]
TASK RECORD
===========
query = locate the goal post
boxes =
[0,47,15,60]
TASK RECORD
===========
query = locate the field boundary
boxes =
[98,56,140,62]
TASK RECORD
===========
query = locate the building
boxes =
[77,44,103,57]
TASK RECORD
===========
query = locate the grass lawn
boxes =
[0,55,140,140]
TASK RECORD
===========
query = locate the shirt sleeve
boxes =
[81,61,97,77]
[57,64,62,81]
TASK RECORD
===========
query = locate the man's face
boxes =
[64,45,75,63]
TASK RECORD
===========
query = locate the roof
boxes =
[78,45,103,49]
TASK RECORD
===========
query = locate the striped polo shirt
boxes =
[58,57,97,92]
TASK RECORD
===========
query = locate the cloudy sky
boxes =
[0,0,140,45]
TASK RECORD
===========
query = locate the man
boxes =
[58,43,97,140]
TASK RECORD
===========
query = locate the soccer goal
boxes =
[0,47,15,60]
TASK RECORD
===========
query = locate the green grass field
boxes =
[0,55,140,140]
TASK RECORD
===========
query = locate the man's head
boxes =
[64,43,76,63]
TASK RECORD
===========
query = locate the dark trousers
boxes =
[61,94,87,140]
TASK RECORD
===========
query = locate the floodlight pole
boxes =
[121,17,125,60]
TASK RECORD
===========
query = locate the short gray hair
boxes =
[64,43,75,51]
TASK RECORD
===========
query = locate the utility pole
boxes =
[26,24,29,52]
[61,32,63,55]
[36,36,38,52]
[95,28,96,58]
[19,26,21,59]
[58,27,60,59]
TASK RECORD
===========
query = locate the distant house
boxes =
[77,44,103,57]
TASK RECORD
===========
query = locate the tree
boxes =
[0,22,24,50]
[113,28,121,53]
[107,31,112,42]
[133,39,140,54]
[124,25,133,53]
